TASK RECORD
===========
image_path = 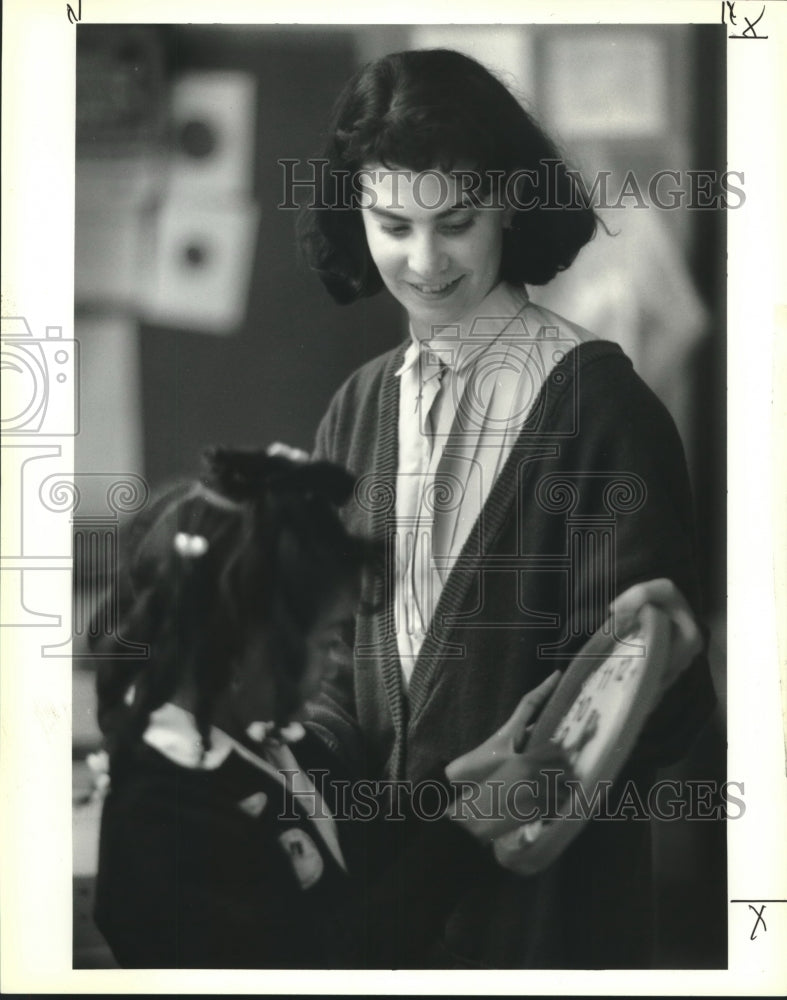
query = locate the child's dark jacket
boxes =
[94,719,481,969]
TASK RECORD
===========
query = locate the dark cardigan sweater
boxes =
[310,338,717,968]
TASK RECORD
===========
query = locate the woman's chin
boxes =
[407,299,467,337]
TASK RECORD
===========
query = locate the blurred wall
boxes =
[75,26,404,497]
[137,29,403,488]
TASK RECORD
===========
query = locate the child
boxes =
[92,445,566,969]
[92,445,373,967]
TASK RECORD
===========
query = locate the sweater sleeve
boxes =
[327,771,490,968]
[312,396,337,465]
[560,350,717,767]
[305,390,367,772]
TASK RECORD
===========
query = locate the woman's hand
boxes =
[609,577,704,693]
[444,672,574,842]
[447,739,575,843]
[445,671,562,784]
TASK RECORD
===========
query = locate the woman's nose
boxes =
[407,233,448,277]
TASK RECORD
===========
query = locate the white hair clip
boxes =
[278,721,306,743]
[173,531,209,558]
[246,721,276,743]
[245,720,306,744]
[266,441,310,463]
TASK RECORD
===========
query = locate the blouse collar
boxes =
[395,281,530,379]
[141,701,304,771]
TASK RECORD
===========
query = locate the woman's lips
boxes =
[405,276,463,300]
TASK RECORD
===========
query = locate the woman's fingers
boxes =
[504,670,562,751]
[611,579,694,636]
[451,740,575,841]
[444,737,502,783]
[445,671,562,783]
[515,722,536,753]
[609,577,704,690]
[610,577,703,659]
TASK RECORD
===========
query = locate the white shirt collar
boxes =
[141,701,305,770]
[394,281,530,379]
[142,701,234,769]
[141,703,347,871]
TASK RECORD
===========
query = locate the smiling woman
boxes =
[298,47,717,969]
[298,48,598,305]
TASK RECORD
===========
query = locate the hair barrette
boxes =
[173,532,209,558]
[245,720,306,744]
[266,441,310,463]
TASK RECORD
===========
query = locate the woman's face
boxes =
[359,164,509,340]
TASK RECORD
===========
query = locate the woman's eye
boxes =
[377,216,474,237]
[440,217,474,234]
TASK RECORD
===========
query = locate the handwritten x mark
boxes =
[742,7,766,37]
[748,903,767,940]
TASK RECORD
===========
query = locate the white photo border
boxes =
[1,0,785,994]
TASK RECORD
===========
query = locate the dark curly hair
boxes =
[93,447,374,759]
[298,48,599,304]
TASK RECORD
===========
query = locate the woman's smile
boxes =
[405,275,464,299]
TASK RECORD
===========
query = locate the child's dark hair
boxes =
[93,447,373,758]
[298,48,598,304]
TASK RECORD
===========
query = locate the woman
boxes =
[298,48,716,968]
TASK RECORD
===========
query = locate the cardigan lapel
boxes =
[364,344,410,751]
[369,340,622,738]
[404,343,594,723]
